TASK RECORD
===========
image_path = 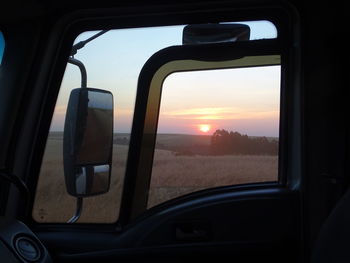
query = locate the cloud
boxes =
[161,107,278,120]
[115,108,133,116]
[53,105,67,115]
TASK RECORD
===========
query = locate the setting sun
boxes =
[199,124,211,133]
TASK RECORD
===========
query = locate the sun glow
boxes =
[198,124,211,133]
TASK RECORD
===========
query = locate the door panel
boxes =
[36,187,300,262]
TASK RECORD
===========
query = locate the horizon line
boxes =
[49,130,279,138]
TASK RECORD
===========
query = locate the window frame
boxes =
[147,55,282,208]
[122,38,288,221]
[25,4,299,230]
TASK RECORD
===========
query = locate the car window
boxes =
[32,25,186,223]
[148,63,280,208]
[32,21,278,223]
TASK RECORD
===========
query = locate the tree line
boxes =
[210,129,278,155]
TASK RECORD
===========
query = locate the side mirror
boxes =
[182,23,250,45]
[63,88,113,197]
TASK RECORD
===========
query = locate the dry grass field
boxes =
[32,133,278,223]
[149,149,277,207]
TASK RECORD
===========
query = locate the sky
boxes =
[159,65,280,136]
[50,21,280,137]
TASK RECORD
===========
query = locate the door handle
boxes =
[175,222,211,242]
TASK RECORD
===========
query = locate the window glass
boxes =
[0,32,5,65]
[32,25,185,223]
[148,64,280,208]
[243,20,277,40]
[33,21,278,223]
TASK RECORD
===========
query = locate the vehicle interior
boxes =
[0,0,347,262]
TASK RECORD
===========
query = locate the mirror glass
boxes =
[63,88,113,197]
[75,165,110,195]
[76,90,113,165]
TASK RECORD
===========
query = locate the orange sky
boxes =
[157,66,280,136]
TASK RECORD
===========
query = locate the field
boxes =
[32,133,278,223]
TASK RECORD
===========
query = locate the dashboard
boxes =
[0,217,51,263]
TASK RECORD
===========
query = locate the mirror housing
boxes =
[63,88,113,197]
[183,23,250,45]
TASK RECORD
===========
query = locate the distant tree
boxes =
[211,129,230,155]
[115,137,129,145]
[210,129,278,155]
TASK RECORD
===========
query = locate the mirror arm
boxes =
[67,197,83,223]
[68,57,87,88]
[70,30,109,56]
